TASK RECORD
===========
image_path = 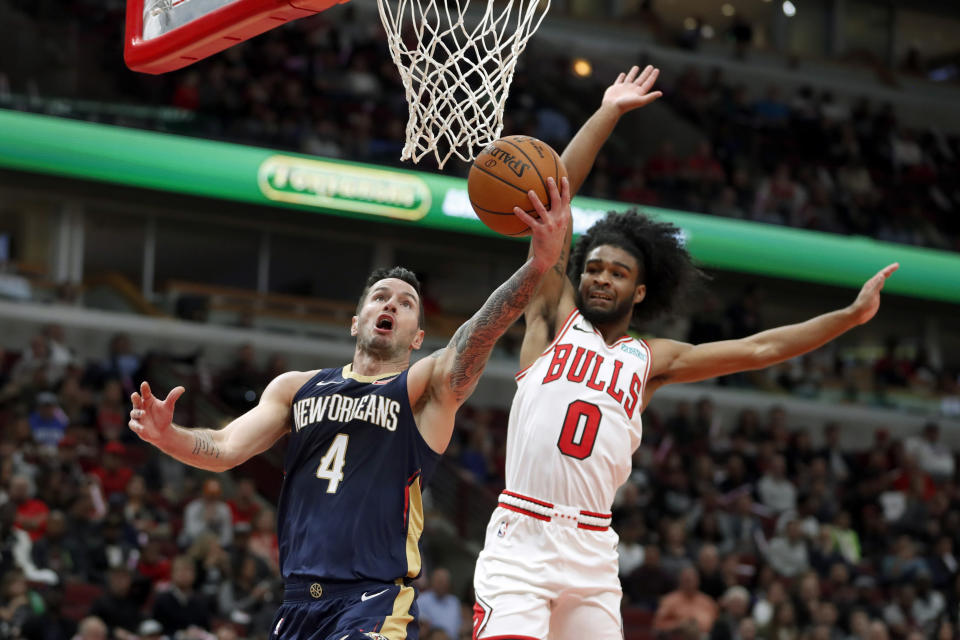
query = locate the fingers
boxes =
[165,385,186,407]
[131,392,142,409]
[634,64,653,86]
[523,188,547,218]
[560,176,571,206]
[881,262,900,277]
[616,72,626,84]
[513,207,539,229]
[624,65,640,83]
[637,66,659,89]
[140,381,153,403]
[128,418,144,434]
[544,176,562,210]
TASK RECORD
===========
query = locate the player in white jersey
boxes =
[472,67,900,640]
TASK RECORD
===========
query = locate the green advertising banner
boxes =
[1,109,958,303]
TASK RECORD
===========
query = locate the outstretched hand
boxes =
[516,176,571,272]
[849,263,899,325]
[129,381,185,445]
[602,65,663,115]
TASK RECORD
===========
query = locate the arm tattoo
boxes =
[552,243,569,278]
[191,431,222,459]
[448,261,543,400]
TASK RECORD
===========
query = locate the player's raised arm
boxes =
[128,372,301,472]
[562,64,662,195]
[646,264,900,394]
[409,177,570,452]
[520,66,662,368]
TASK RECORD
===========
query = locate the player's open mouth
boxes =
[375,315,394,333]
[588,291,613,303]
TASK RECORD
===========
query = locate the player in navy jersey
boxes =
[126,176,571,640]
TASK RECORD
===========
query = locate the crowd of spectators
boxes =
[448,395,960,639]
[0,312,959,640]
[2,2,959,253]
[0,329,477,640]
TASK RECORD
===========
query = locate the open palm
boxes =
[602,65,663,115]
[129,381,184,444]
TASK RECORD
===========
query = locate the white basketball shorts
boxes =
[472,494,623,640]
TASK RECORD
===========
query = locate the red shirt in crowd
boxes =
[90,466,134,499]
[15,499,50,541]
[228,499,262,526]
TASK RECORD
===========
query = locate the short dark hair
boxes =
[357,266,424,327]
[568,210,702,328]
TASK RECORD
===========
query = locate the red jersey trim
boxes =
[637,337,653,401]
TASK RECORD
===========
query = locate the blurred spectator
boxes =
[911,570,944,635]
[95,379,127,443]
[136,620,166,640]
[757,455,797,514]
[18,584,76,640]
[653,564,718,635]
[226,477,262,526]
[30,510,82,579]
[248,508,278,572]
[218,344,265,412]
[136,535,172,585]
[73,616,108,640]
[179,479,233,549]
[881,583,918,638]
[417,567,461,639]
[709,585,750,640]
[102,334,142,395]
[28,392,69,449]
[765,518,809,578]
[881,535,928,584]
[696,544,725,601]
[9,474,49,542]
[152,555,210,636]
[925,535,957,589]
[217,553,278,633]
[616,513,645,577]
[904,423,955,482]
[89,566,143,638]
[766,601,800,640]
[90,443,134,501]
[753,164,807,225]
[623,545,673,609]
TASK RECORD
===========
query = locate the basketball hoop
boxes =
[376,0,550,168]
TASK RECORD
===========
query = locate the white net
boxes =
[376,0,550,168]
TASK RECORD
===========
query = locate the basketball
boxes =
[468,135,568,236]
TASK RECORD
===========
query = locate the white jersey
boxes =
[506,309,652,513]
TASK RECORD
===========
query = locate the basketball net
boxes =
[376,0,550,168]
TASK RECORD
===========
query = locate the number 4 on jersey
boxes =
[316,433,349,493]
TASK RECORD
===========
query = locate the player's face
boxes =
[352,278,424,356]
[576,245,646,327]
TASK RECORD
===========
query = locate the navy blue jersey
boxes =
[276,365,441,584]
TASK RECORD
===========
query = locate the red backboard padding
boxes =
[125,0,350,74]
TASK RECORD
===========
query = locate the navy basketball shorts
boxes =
[270,579,420,640]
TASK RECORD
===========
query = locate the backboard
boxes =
[124,0,349,74]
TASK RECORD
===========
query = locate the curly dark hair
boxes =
[568,210,701,328]
[357,266,424,327]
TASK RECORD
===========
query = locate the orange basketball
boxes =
[467,135,568,236]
